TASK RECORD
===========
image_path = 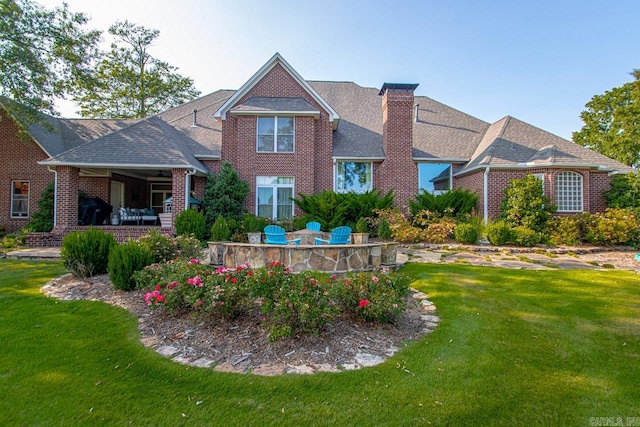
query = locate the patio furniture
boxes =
[635,253,640,262]
[119,207,142,225]
[306,221,321,232]
[140,209,158,225]
[263,225,301,245]
[315,226,352,245]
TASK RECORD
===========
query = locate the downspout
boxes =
[47,167,58,228]
[184,168,196,210]
[483,167,490,225]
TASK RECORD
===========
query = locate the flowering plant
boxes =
[144,285,166,308]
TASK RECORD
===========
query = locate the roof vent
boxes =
[192,109,198,127]
[415,104,420,123]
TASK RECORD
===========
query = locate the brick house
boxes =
[0,53,632,243]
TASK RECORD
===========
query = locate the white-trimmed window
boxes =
[555,171,583,212]
[11,181,30,218]
[336,162,372,193]
[256,176,294,220]
[257,116,294,152]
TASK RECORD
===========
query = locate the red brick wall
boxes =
[79,177,110,203]
[0,111,54,234]
[456,168,613,220]
[589,172,611,213]
[54,166,80,232]
[377,88,418,210]
[453,170,485,214]
[220,63,333,216]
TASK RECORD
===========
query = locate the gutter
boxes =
[184,168,196,210]
[483,167,490,225]
[47,167,58,228]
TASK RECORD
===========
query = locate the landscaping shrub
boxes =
[511,226,541,247]
[138,259,411,340]
[355,217,368,234]
[499,175,556,232]
[175,208,206,240]
[25,182,54,232]
[604,173,640,209]
[210,215,231,241]
[137,230,202,263]
[409,188,478,219]
[293,190,394,231]
[332,270,410,323]
[583,208,639,246]
[454,223,479,244]
[242,213,270,233]
[486,220,512,246]
[202,162,250,232]
[378,217,392,240]
[412,211,456,243]
[61,229,116,277]
[547,216,582,246]
[248,263,338,340]
[108,241,154,291]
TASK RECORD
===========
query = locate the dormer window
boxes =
[257,116,294,152]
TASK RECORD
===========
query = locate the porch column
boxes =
[53,166,80,233]
[171,168,188,222]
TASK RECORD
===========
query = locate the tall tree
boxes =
[573,70,640,167]
[0,0,100,121]
[74,20,200,118]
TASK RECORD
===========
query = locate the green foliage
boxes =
[137,229,201,263]
[511,226,541,247]
[547,216,582,246]
[486,220,512,246]
[583,208,639,246]
[454,223,479,244]
[604,173,640,208]
[499,175,556,232]
[174,208,206,240]
[137,259,410,340]
[0,0,101,122]
[242,213,270,233]
[293,190,394,231]
[375,208,455,243]
[108,240,153,291]
[25,182,54,232]
[412,211,457,243]
[202,162,250,233]
[573,69,640,167]
[355,217,368,234]
[61,229,116,277]
[210,215,231,241]
[333,270,410,322]
[73,20,199,118]
[378,217,392,240]
[410,188,479,219]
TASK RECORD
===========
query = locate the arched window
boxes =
[555,171,583,212]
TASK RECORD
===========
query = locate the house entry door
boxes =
[110,181,124,211]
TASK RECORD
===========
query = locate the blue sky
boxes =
[40,0,640,141]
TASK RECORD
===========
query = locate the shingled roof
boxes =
[455,116,633,175]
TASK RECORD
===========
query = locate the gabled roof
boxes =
[455,116,633,175]
[40,115,210,174]
[214,53,339,129]
[0,97,139,157]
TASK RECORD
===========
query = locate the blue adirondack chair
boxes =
[315,226,352,245]
[306,222,321,232]
[263,225,301,245]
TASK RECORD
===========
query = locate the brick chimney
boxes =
[378,83,419,210]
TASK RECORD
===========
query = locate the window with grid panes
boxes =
[555,171,583,212]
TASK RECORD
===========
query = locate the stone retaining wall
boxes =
[209,242,398,273]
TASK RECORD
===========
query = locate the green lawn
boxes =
[1,259,639,426]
